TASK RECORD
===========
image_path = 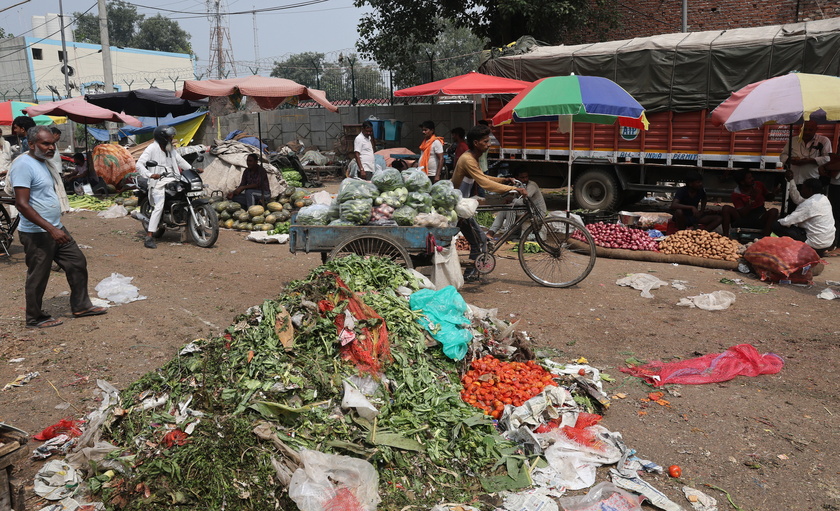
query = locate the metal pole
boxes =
[97,0,117,141]
[57,0,75,151]
[567,120,574,212]
[681,0,688,32]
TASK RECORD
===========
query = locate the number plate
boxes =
[186,191,202,197]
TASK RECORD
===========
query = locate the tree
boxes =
[0,27,12,39]
[354,0,619,78]
[131,15,192,55]
[74,0,142,48]
[270,52,327,88]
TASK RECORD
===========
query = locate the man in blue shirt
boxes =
[669,171,722,231]
[11,126,106,328]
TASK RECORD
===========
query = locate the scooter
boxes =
[132,158,219,248]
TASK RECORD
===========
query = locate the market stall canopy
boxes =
[393,72,532,96]
[23,97,143,126]
[85,87,208,118]
[179,75,338,112]
[0,100,66,126]
[86,111,207,143]
[710,72,840,131]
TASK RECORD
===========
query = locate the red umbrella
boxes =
[23,97,143,126]
[179,75,338,112]
[394,72,531,96]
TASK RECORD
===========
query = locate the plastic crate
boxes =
[580,212,617,225]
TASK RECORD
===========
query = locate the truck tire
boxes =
[573,169,621,211]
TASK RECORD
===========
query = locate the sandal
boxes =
[28,317,63,328]
[73,306,108,318]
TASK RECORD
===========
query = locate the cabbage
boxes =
[340,199,373,225]
[372,168,404,192]
[405,192,433,213]
[337,178,378,203]
[376,187,409,208]
[392,206,418,226]
[295,204,330,225]
[402,168,432,193]
[430,180,460,211]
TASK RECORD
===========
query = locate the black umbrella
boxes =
[85,87,207,121]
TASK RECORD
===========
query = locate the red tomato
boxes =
[668,465,682,478]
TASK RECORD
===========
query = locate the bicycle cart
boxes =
[0,197,20,257]
[289,223,460,269]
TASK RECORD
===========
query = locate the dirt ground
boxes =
[1,185,839,511]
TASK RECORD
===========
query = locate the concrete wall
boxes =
[209,103,476,157]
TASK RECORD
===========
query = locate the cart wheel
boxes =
[328,233,413,268]
[475,252,496,274]
[518,217,596,288]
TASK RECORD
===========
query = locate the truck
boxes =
[478,18,840,211]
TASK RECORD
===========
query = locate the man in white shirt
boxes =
[487,169,546,239]
[352,120,375,179]
[773,176,835,255]
[135,125,190,249]
[419,120,444,182]
[780,121,831,185]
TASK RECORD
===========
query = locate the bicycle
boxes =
[472,190,597,288]
[0,196,20,257]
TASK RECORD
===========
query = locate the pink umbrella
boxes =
[393,72,531,97]
[23,97,143,126]
[179,75,338,112]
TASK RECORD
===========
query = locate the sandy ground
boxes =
[1,190,839,510]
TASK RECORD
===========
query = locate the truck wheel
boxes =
[573,169,621,211]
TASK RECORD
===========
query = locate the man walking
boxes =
[11,126,106,328]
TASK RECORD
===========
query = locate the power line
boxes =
[124,0,328,17]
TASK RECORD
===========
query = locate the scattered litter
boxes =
[37,496,105,511]
[431,505,481,511]
[677,290,736,310]
[96,204,128,218]
[682,486,718,511]
[95,273,146,304]
[341,380,379,421]
[33,419,84,441]
[817,288,840,300]
[611,469,682,511]
[825,280,840,286]
[2,371,39,391]
[621,344,784,386]
[671,280,688,291]
[8,357,25,363]
[34,460,81,500]
[245,231,290,244]
[502,490,560,511]
[616,273,669,298]
[558,481,644,511]
[32,434,74,460]
[288,449,380,511]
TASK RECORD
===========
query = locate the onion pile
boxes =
[574,222,660,251]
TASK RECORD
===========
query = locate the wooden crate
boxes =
[0,424,28,511]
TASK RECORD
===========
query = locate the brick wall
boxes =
[575,0,840,43]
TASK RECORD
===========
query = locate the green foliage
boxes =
[131,15,192,55]
[270,51,326,87]
[0,27,12,39]
[271,52,389,101]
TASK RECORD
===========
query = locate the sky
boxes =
[0,0,371,75]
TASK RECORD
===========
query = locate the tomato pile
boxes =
[460,355,558,419]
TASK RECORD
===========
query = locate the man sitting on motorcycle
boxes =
[135,125,190,249]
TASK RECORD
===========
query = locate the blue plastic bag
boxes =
[409,286,472,360]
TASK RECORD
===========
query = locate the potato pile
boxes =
[658,230,742,261]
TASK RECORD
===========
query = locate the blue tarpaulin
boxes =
[86,111,206,141]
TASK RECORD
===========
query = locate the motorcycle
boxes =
[132,158,219,248]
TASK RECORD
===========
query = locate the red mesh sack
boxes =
[744,236,822,283]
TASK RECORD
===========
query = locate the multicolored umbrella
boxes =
[491,75,647,211]
[710,72,840,131]
[491,75,647,128]
[0,100,66,126]
[394,72,532,96]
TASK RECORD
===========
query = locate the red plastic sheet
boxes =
[33,418,84,441]
[620,344,784,386]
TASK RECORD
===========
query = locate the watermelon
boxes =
[214,200,229,212]
[236,210,250,222]
[266,202,283,212]
[251,215,265,224]
[264,213,277,224]
[226,202,242,213]
[248,205,265,217]
[219,210,232,221]
[223,219,234,229]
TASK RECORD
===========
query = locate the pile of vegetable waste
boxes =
[94,256,540,510]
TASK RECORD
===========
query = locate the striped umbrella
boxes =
[0,100,66,126]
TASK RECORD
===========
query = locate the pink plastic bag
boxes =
[620,344,784,386]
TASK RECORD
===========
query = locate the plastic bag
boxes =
[431,245,463,290]
[33,419,84,441]
[455,197,479,219]
[340,199,373,225]
[430,180,460,211]
[95,273,145,304]
[401,168,432,193]
[409,286,472,360]
[288,449,380,511]
[615,273,668,298]
[297,204,331,225]
[744,236,822,283]
[620,343,784,386]
[392,206,417,226]
[371,168,404,192]
[337,178,378,203]
[404,191,433,213]
[677,290,736,310]
[415,212,451,228]
[97,204,128,219]
[341,380,379,421]
[558,481,643,511]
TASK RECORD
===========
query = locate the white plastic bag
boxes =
[341,380,379,421]
[616,273,669,298]
[677,290,736,310]
[431,244,463,290]
[455,197,479,219]
[97,204,128,219]
[558,481,643,511]
[288,449,380,511]
[95,273,146,304]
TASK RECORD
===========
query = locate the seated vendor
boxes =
[62,153,89,192]
[772,176,836,255]
[721,170,779,238]
[227,154,270,208]
[670,171,722,231]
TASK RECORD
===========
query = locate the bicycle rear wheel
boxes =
[0,204,18,254]
[518,217,596,287]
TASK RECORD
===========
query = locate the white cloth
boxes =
[354,132,375,175]
[136,143,190,233]
[780,135,831,185]
[780,180,836,249]
[426,139,443,177]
